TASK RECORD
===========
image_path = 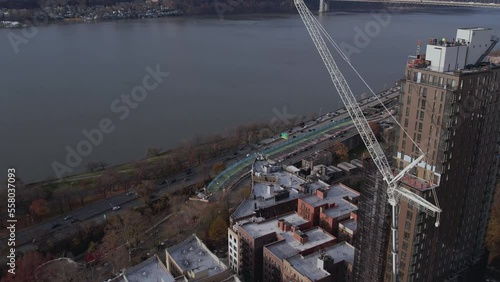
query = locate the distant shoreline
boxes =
[2,1,498,29]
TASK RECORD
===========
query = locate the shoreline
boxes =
[2,1,499,29]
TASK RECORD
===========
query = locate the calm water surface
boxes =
[1,5,500,182]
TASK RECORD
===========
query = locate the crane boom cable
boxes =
[295,1,395,188]
[293,2,441,281]
[310,15,426,160]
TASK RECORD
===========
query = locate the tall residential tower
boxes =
[386,27,500,281]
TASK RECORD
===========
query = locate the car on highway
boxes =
[112,206,121,211]
[70,218,79,224]
[64,215,73,220]
[51,223,61,229]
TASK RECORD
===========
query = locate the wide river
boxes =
[1,4,500,182]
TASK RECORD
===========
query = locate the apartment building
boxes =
[229,158,360,282]
[282,242,355,282]
[166,234,231,282]
[387,27,500,281]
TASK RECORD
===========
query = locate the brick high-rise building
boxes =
[387,27,500,281]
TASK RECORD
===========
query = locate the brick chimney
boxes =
[293,230,309,244]
[278,219,285,231]
[316,188,327,199]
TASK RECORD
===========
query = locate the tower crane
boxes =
[293,1,442,281]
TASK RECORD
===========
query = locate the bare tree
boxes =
[136,180,156,204]
[101,209,144,266]
[146,147,162,158]
[86,161,100,172]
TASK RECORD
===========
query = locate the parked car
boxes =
[112,206,120,211]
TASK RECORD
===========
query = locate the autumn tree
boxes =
[208,215,228,247]
[52,187,72,214]
[29,199,50,221]
[369,121,382,139]
[333,143,349,162]
[0,251,51,282]
[133,161,150,184]
[76,179,91,207]
[211,161,226,176]
[361,149,371,161]
[136,180,156,204]
[101,209,144,267]
[102,168,121,192]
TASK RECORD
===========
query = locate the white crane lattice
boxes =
[293,1,442,281]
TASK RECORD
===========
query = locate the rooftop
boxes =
[339,218,357,233]
[240,213,308,239]
[286,242,355,281]
[231,159,330,221]
[301,183,359,208]
[118,255,175,282]
[322,200,358,219]
[167,235,227,277]
[265,227,336,260]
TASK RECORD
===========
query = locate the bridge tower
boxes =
[319,0,329,13]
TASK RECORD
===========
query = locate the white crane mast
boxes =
[293,1,441,281]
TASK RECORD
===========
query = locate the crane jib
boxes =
[293,1,441,281]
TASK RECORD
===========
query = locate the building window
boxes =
[405,221,411,231]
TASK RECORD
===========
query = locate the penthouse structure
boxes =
[388,27,500,281]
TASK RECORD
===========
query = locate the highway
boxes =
[0,86,400,253]
[207,86,401,192]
